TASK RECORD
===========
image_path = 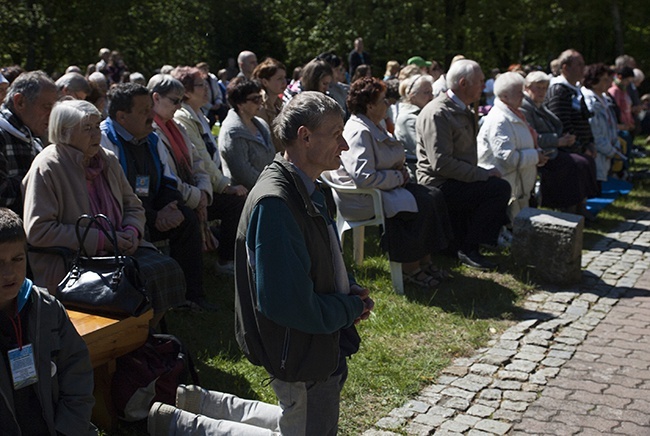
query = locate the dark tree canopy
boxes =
[1,0,647,82]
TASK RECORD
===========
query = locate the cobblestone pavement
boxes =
[363,213,650,435]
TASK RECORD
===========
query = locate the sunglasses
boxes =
[246,95,263,104]
[164,95,183,105]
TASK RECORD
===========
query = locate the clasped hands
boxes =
[350,284,374,324]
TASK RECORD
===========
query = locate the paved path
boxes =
[364,213,650,435]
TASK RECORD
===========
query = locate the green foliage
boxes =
[4,0,650,78]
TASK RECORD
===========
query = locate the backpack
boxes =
[111,333,199,421]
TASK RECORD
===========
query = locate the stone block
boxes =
[511,208,583,284]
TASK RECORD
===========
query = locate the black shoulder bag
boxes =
[57,214,150,317]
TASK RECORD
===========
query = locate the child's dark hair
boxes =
[0,208,27,244]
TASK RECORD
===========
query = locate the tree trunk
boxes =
[611,0,624,55]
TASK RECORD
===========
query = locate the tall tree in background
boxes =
[1,0,649,81]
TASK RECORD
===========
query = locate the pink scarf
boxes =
[86,154,123,233]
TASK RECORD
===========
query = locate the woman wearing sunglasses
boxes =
[219,77,274,190]
[149,74,212,221]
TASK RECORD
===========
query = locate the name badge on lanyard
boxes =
[135,175,150,197]
[8,344,38,390]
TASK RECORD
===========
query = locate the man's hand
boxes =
[558,133,576,147]
[155,201,185,232]
[350,284,374,323]
[225,184,248,196]
[487,167,502,178]
[536,150,549,167]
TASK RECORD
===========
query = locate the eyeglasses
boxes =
[164,95,183,105]
[246,95,263,104]
[193,82,205,88]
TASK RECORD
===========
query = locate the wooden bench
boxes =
[68,309,153,430]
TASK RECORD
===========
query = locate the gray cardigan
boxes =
[520,95,562,159]
[218,108,274,190]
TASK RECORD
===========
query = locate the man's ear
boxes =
[12,93,26,112]
[115,110,127,123]
[151,92,161,104]
[297,125,310,144]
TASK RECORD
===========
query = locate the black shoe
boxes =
[458,250,498,271]
[187,297,218,312]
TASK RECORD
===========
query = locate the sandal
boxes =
[403,267,440,288]
[421,262,453,280]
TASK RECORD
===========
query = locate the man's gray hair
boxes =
[557,49,580,69]
[4,71,56,109]
[55,72,90,95]
[494,72,525,100]
[238,51,256,65]
[88,72,108,92]
[273,91,343,148]
[446,59,481,90]
[49,99,101,145]
[147,74,185,96]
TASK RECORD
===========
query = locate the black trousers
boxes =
[438,177,511,253]
[207,192,246,262]
[148,204,203,301]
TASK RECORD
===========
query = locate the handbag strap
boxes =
[74,214,122,261]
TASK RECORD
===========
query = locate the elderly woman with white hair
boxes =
[520,70,596,215]
[477,72,548,222]
[22,99,186,328]
[395,74,434,179]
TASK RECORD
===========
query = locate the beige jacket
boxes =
[416,92,490,187]
[22,144,146,291]
[174,104,231,194]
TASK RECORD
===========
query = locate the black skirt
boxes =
[381,183,453,263]
[539,150,599,208]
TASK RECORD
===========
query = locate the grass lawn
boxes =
[109,149,650,436]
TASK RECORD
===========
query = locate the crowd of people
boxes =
[0,40,646,435]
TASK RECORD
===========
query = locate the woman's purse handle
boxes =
[74,214,123,261]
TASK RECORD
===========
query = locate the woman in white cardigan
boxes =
[477,72,548,222]
[330,77,453,288]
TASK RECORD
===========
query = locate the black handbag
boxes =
[57,214,150,317]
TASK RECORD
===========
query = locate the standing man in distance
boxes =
[235,91,373,435]
[416,59,510,270]
[348,37,371,78]
[237,51,258,80]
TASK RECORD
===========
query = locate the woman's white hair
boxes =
[49,99,101,145]
[524,70,550,87]
[399,74,433,100]
[494,72,525,100]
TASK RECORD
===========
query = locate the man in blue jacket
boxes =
[235,92,374,435]
[100,83,213,311]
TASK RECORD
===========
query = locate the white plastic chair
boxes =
[321,172,404,294]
